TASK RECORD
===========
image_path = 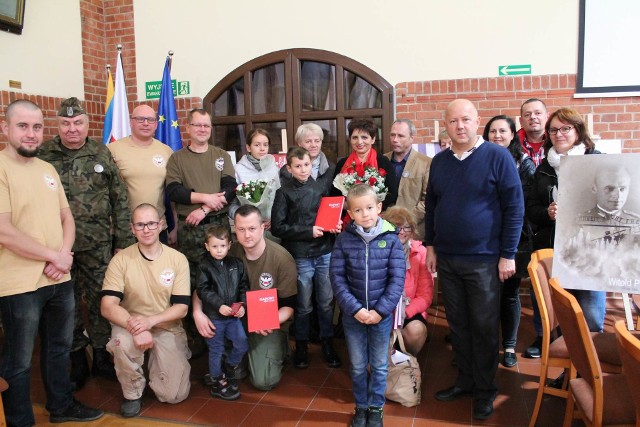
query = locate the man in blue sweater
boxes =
[425,99,523,420]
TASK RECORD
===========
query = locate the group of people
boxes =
[0,91,612,427]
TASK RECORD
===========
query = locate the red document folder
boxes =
[246,289,280,332]
[315,196,345,230]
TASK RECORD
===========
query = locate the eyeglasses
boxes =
[132,221,159,231]
[131,116,157,124]
[189,123,212,129]
[396,225,413,232]
[548,126,574,136]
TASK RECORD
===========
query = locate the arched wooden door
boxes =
[203,48,394,163]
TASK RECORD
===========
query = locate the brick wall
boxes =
[1,0,200,148]
[396,74,640,153]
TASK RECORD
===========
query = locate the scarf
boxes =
[340,147,378,173]
[353,217,383,243]
[403,239,412,269]
[246,154,262,172]
[547,143,586,174]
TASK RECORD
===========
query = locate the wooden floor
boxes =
[22,290,632,426]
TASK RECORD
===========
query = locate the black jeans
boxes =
[438,257,500,400]
[500,276,521,350]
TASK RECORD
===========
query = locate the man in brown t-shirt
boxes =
[102,203,191,418]
[193,204,297,390]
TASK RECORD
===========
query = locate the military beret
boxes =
[57,97,86,117]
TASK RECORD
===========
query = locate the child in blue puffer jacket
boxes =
[330,184,405,427]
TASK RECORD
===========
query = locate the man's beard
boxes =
[17,146,39,158]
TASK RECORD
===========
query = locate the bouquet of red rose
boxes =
[332,161,388,201]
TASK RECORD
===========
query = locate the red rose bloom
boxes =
[368,177,377,185]
[378,168,387,177]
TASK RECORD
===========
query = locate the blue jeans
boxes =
[342,313,393,408]
[530,288,606,335]
[294,253,334,341]
[0,281,75,427]
[205,317,248,377]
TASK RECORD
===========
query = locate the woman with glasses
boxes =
[382,206,433,356]
[483,115,535,368]
[527,107,606,332]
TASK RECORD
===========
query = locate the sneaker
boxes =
[50,399,104,423]
[502,351,517,368]
[294,341,309,369]
[350,407,368,427]
[120,396,143,418]
[92,348,117,379]
[223,364,240,392]
[203,373,215,387]
[524,336,542,358]
[69,349,90,391]
[321,339,342,368]
[210,374,240,401]
[367,406,384,427]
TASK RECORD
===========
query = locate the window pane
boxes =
[252,121,287,155]
[300,61,336,111]
[252,63,285,114]
[213,78,244,116]
[344,71,382,109]
[345,117,383,154]
[212,124,245,163]
[301,119,338,164]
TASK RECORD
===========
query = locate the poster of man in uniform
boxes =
[553,153,640,293]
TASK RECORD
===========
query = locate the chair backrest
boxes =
[549,278,604,424]
[527,249,559,336]
[614,319,640,421]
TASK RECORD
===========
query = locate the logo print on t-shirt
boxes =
[152,155,165,167]
[44,174,57,190]
[215,157,225,171]
[259,273,273,289]
[159,269,175,287]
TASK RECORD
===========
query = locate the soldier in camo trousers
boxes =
[39,97,134,390]
[166,108,237,357]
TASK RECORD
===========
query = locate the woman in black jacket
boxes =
[526,107,605,335]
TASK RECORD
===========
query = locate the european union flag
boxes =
[155,56,182,151]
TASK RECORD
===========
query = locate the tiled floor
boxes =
[24,290,631,426]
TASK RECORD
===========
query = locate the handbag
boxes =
[385,329,422,407]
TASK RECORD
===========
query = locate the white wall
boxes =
[134,0,579,100]
[0,0,84,98]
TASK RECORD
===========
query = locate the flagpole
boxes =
[168,50,173,72]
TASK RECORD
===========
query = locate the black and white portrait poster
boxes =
[553,154,640,293]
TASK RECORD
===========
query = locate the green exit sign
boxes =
[145,80,190,99]
[499,64,532,76]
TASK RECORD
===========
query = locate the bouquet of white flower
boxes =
[235,179,278,219]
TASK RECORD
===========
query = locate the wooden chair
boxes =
[549,278,635,427]
[614,320,640,426]
[0,377,7,426]
[527,249,572,427]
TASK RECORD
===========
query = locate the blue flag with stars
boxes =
[154,57,182,151]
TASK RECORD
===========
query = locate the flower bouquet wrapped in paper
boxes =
[333,161,388,201]
[235,179,278,219]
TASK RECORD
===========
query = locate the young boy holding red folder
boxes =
[271,146,343,369]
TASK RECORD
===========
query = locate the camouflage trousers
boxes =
[178,214,231,346]
[72,244,113,351]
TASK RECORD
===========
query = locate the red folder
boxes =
[246,289,280,332]
[315,196,345,230]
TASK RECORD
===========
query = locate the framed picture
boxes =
[0,0,26,35]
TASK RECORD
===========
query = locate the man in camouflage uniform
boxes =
[166,108,237,355]
[39,97,134,390]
